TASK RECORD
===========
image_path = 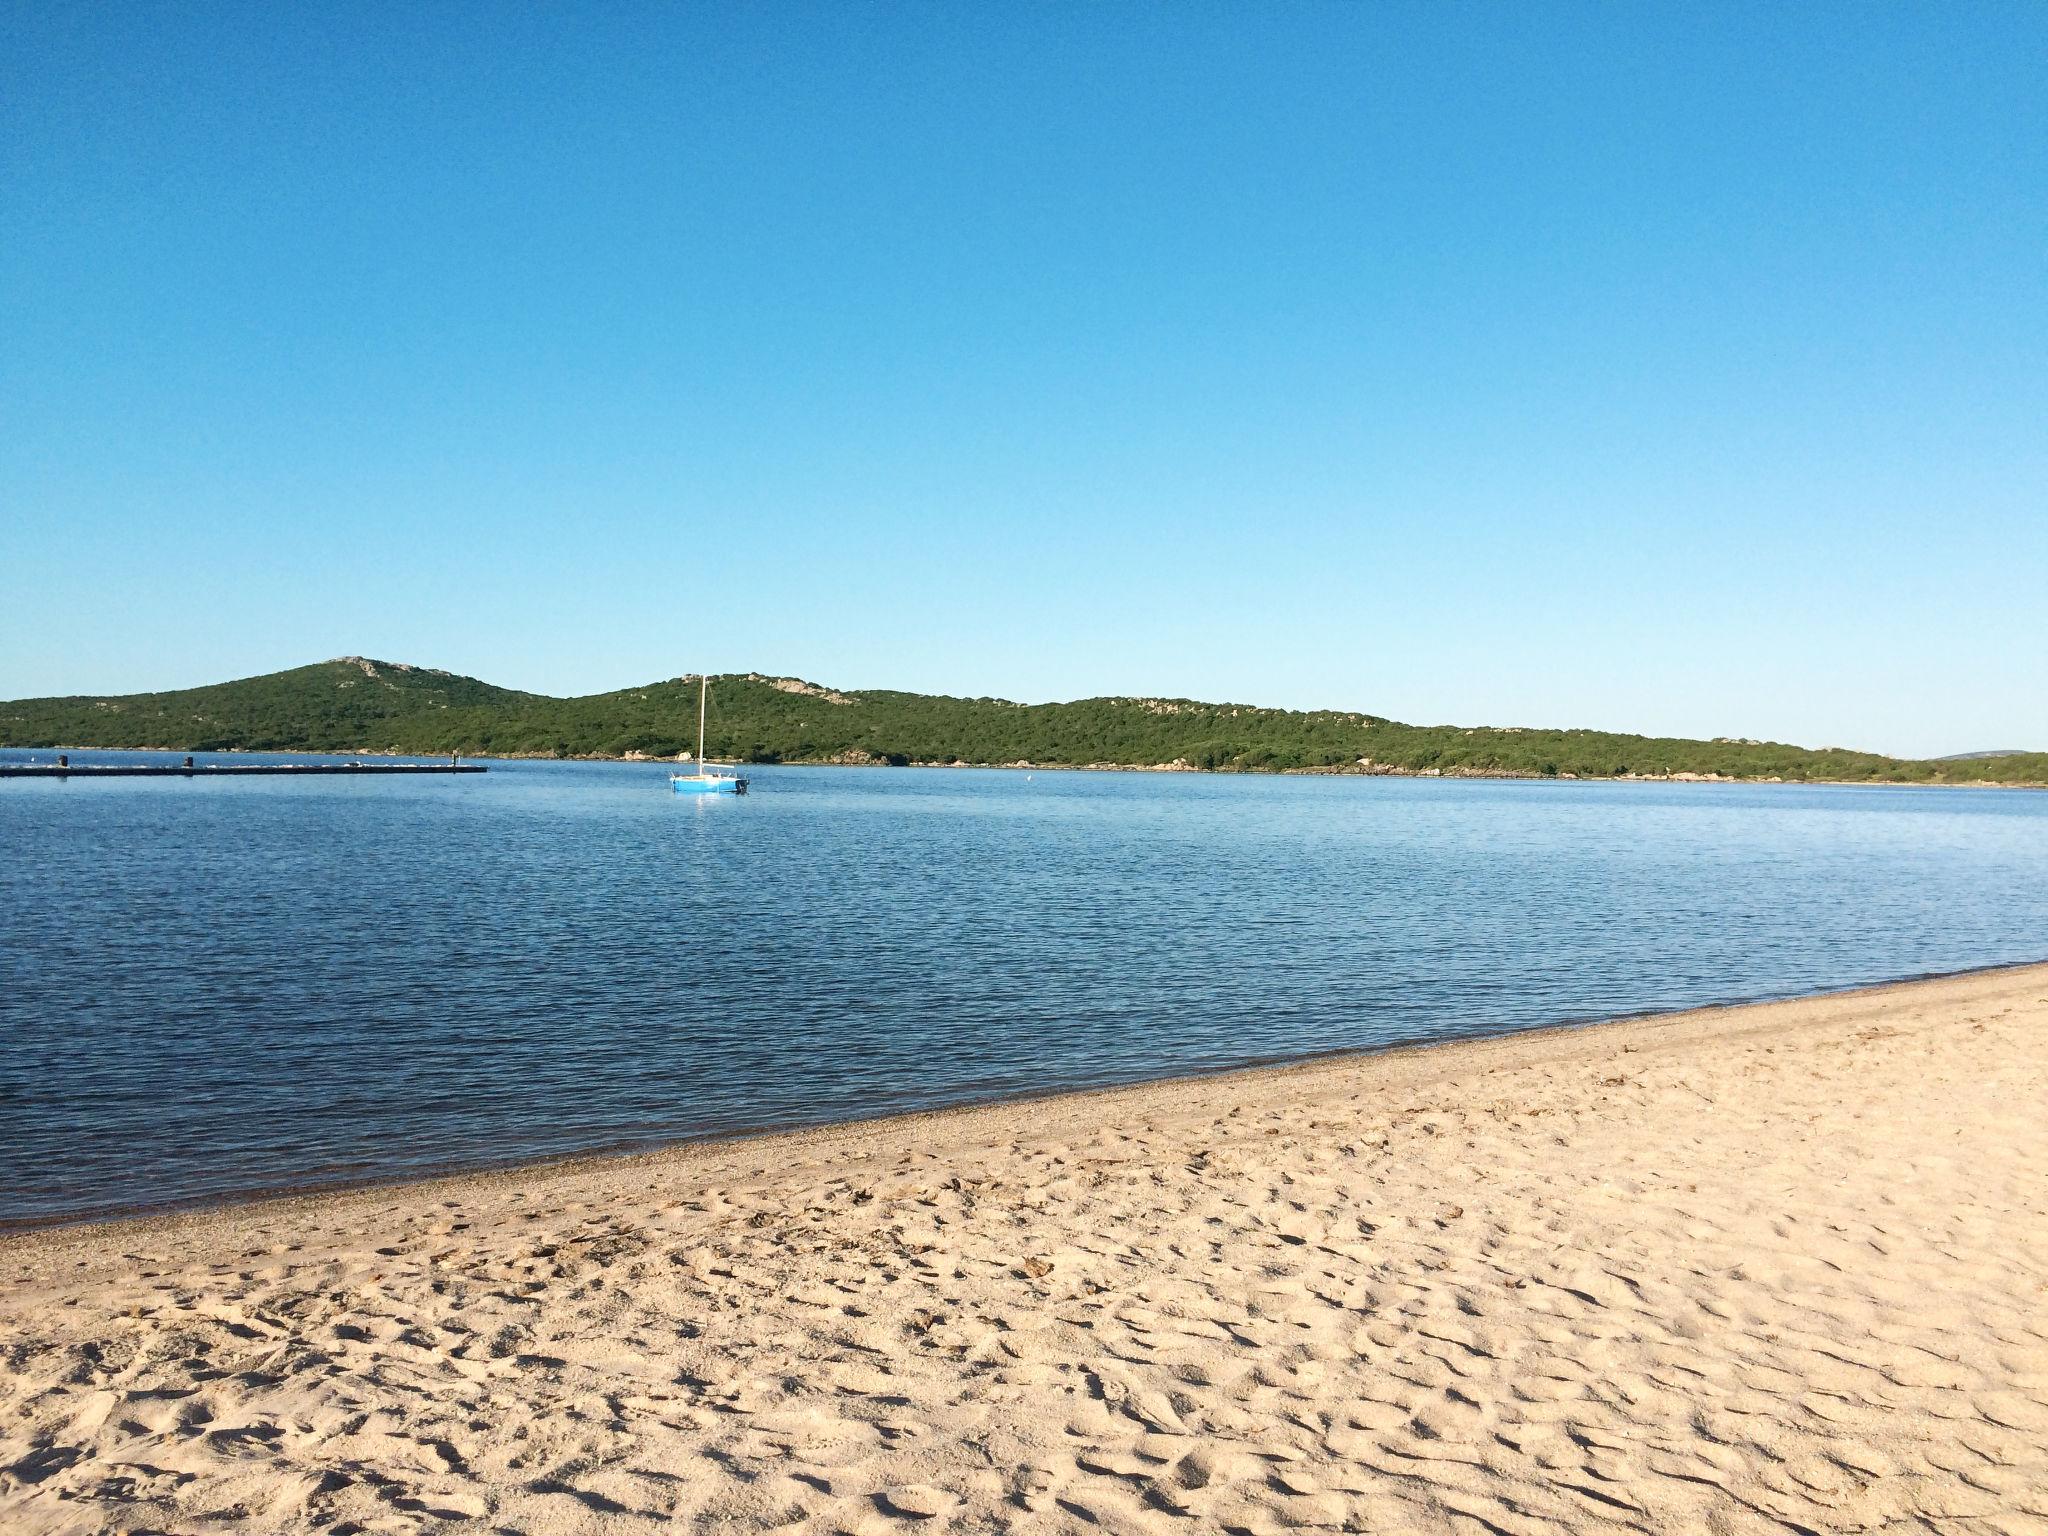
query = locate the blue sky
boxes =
[3,4,2042,757]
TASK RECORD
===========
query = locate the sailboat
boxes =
[670,675,749,795]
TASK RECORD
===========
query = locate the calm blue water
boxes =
[3,749,2047,1225]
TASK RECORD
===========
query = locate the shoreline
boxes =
[6,962,2045,1533]
[7,958,2043,1247]
[6,741,2045,789]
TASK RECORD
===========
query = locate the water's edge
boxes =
[11,956,2041,1241]
[7,745,2043,789]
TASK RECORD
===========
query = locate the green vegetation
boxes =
[2,656,2042,786]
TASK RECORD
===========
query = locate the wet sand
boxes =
[4,964,2046,1534]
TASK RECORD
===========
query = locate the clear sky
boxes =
[3,4,2042,758]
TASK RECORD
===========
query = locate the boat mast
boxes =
[698,674,708,770]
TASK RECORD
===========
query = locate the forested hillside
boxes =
[3,657,2042,785]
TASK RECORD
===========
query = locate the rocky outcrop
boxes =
[753,675,856,705]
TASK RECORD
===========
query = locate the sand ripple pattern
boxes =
[5,966,2047,1534]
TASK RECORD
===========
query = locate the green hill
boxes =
[0,658,538,754]
[2,657,2042,786]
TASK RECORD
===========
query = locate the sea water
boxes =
[4,750,2045,1224]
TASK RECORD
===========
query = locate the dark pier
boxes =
[1,762,487,778]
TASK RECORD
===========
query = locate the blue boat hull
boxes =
[671,774,746,795]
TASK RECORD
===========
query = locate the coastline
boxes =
[7,741,2045,789]
[6,964,2046,1532]
[3,958,2043,1238]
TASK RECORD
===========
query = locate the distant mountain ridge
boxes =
[2,657,2043,786]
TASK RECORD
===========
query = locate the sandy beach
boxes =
[4,967,2045,1535]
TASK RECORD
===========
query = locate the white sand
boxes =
[4,965,2047,1534]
